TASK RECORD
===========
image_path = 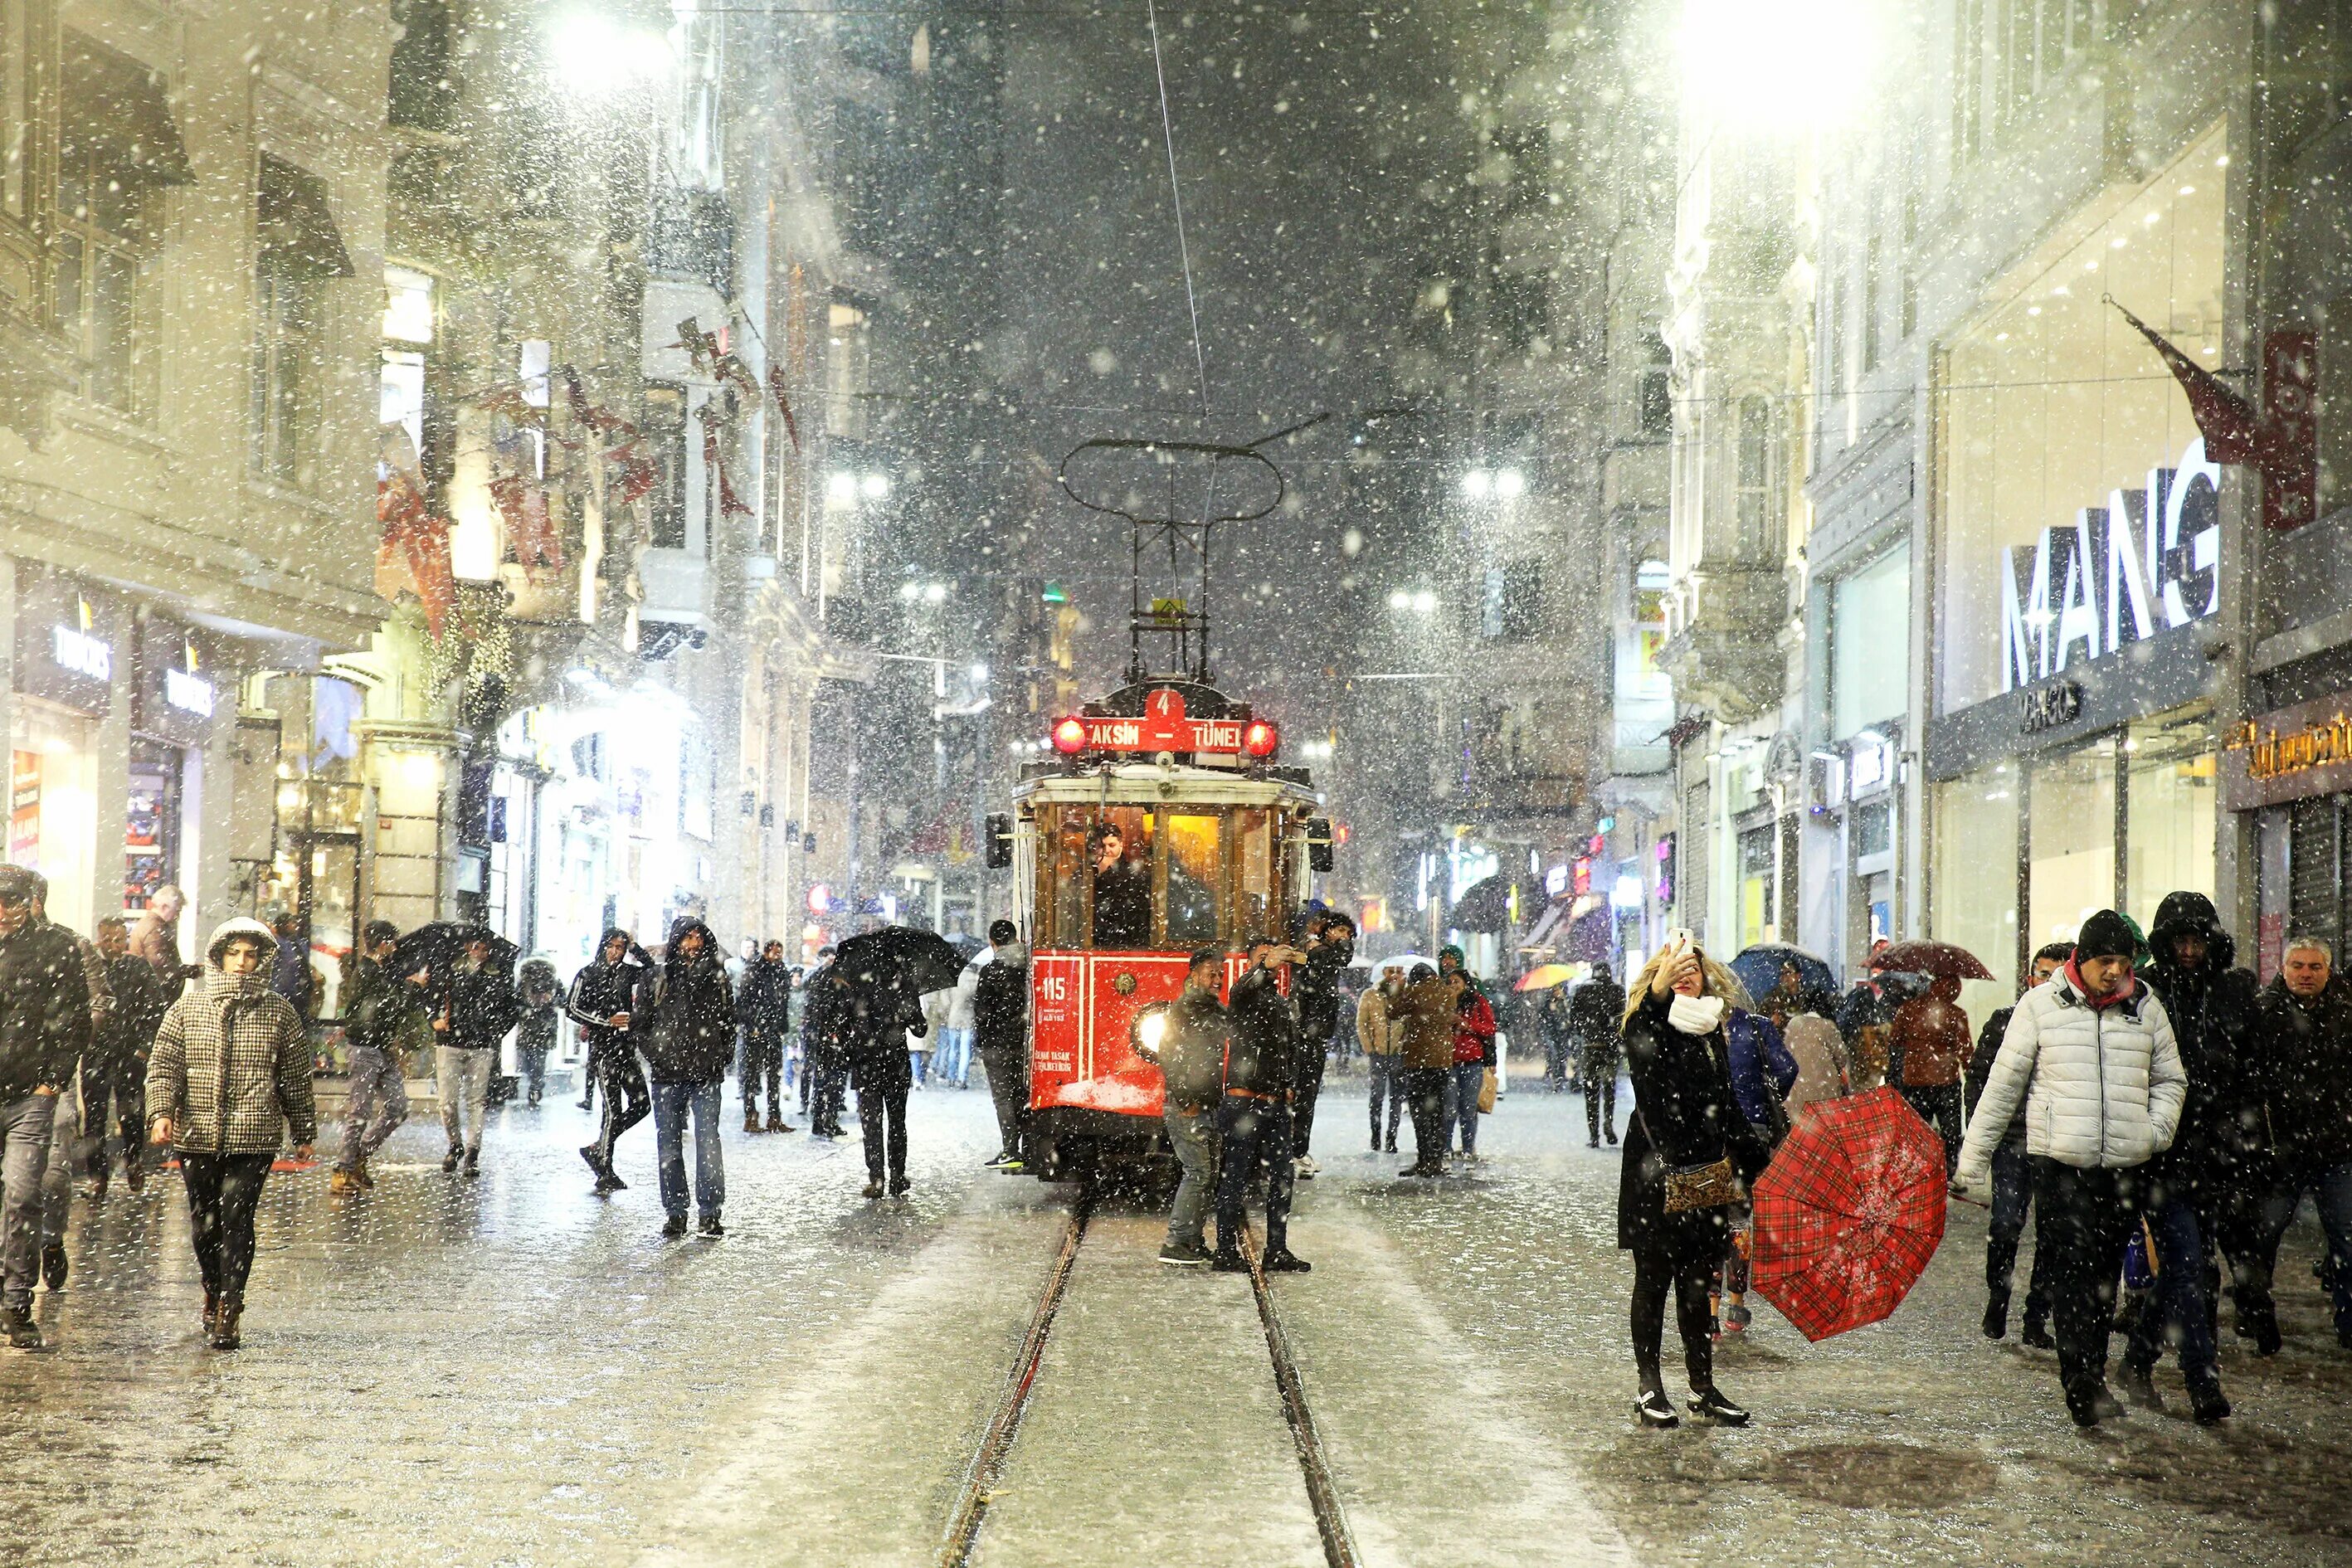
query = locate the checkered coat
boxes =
[146,945,318,1156]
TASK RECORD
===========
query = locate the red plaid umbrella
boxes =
[1750,1087,1947,1342]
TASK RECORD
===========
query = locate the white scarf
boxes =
[1668,993,1726,1035]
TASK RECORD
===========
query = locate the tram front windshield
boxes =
[1033,802,1286,950]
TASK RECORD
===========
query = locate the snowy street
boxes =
[7,1079,2348,1567]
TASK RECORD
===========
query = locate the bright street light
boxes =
[970,663,990,683]
[550,15,672,92]
[1411,590,1437,614]
[825,472,857,504]
[1679,0,1877,131]
[1460,470,1493,499]
[860,472,891,499]
[1493,467,1526,498]
[1387,589,1412,611]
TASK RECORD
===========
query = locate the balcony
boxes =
[1656,567,1783,720]
[646,188,733,295]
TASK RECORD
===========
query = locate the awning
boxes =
[258,154,354,278]
[61,32,192,187]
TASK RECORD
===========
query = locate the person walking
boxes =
[1157,949,1229,1266]
[1359,969,1404,1155]
[1537,981,1573,1091]
[973,923,1030,1168]
[1394,964,1454,1176]
[1619,937,1770,1429]
[1955,910,2188,1429]
[2240,934,2352,1357]
[737,939,796,1132]
[1570,964,1627,1147]
[844,965,923,1199]
[1966,942,2071,1346]
[1771,980,1850,1124]
[89,915,168,1198]
[32,874,110,1295]
[643,918,735,1236]
[144,918,316,1351]
[1891,974,1974,1171]
[0,865,88,1348]
[1213,941,1310,1273]
[801,956,852,1141]
[514,958,561,1109]
[434,931,516,1177]
[129,884,186,981]
[912,982,944,1089]
[331,921,415,1195]
[1288,913,1352,1179]
[569,928,650,1193]
[1440,969,1497,1167]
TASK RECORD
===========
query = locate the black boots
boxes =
[1983,1290,2009,1340]
[210,1294,243,1351]
[1687,1386,1750,1426]
[1634,1387,1678,1429]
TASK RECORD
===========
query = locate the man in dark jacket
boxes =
[800,954,851,1140]
[2243,934,2352,1355]
[1213,941,1309,1273]
[2122,894,2254,1414]
[0,864,87,1346]
[514,958,561,1108]
[1288,913,1352,1178]
[1967,942,2071,1346]
[333,921,414,1195]
[645,918,735,1236]
[90,915,168,1197]
[570,929,650,1192]
[736,940,795,1133]
[972,922,1029,1168]
[838,952,925,1199]
[1157,949,1228,1265]
[434,932,517,1176]
[1570,965,1628,1147]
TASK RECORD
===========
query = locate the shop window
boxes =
[2028,738,2116,948]
[2123,711,2216,933]
[58,34,190,418]
[1832,547,1911,737]
[1936,769,2021,1023]
[1738,824,1776,949]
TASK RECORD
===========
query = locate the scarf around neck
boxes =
[1668,993,1726,1035]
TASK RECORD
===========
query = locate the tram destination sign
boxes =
[1057,688,1269,757]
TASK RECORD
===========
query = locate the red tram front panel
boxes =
[1030,951,1193,1119]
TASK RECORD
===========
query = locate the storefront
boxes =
[126,616,225,917]
[2223,697,2352,982]
[1926,126,2229,1020]
[9,565,124,934]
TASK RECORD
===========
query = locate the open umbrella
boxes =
[392,922,516,981]
[1868,939,1994,985]
[1728,943,1837,1010]
[1749,1086,1948,1342]
[835,926,966,996]
[1513,963,1577,992]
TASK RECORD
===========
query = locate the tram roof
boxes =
[1012,762,1321,809]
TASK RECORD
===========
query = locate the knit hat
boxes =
[0,865,37,903]
[2073,909,2140,963]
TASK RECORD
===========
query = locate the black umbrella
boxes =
[392,922,517,982]
[1448,873,1522,935]
[835,926,966,996]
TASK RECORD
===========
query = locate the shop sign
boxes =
[51,626,110,682]
[14,572,117,716]
[2220,694,2352,811]
[8,752,37,865]
[2001,436,2223,692]
[2019,680,2085,733]
[163,668,215,718]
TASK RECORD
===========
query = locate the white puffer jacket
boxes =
[1955,969,2185,1179]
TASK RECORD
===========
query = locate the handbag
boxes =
[1636,1108,1742,1212]
[1478,1066,1497,1113]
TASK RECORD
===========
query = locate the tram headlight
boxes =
[1131,1002,1171,1061]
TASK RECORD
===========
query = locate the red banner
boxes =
[1073,689,1246,754]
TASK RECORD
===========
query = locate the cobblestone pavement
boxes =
[2,1074,2345,1566]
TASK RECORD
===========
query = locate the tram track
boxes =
[937,1189,1361,1568]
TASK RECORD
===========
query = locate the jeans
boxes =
[1215,1093,1296,1259]
[338,1045,410,1172]
[436,1045,493,1157]
[1164,1106,1218,1250]
[2123,1193,2220,1386]
[1580,1045,1619,1142]
[742,1030,785,1118]
[937,1026,972,1087]
[180,1152,273,1302]
[1902,1082,1963,1171]
[859,1079,909,1185]
[1366,1054,1405,1148]
[41,1079,80,1244]
[0,1093,56,1312]
[908,1049,931,1086]
[2251,1161,2352,1344]
[517,1044,549,1105]
[1986,1142,2049,1327]
[981,1048,1026,1158]
[2033,1158,2150,1413]
[650,1080,725,1220]
[1404,1068,1447,1171]
[1443,1060,1484,1157]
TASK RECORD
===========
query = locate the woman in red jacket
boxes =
[1442,970,1497,1169]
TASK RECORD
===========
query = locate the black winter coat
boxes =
[972,957,1028,1059]
[2142,892,2264,1189]
[1223,965,1301,1097]
[2251,974,2352,1174]
[1965,1006,2027,1156]
[643,923,738,1085]
[446,959,521,1051]
[1293,952,1346,1047]
[567,936,648,1056]
[738,957,794,1038]
[99,953,170,1071]
[340,955,416,1054]
[1567,978,1626,1050]
[1618,990,1770,1264]
[1159,987,1229,1113]
[0,920,94,1103]
[799,967,847,1060]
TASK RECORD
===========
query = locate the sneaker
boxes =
[984,1152,1012,1168]
[2189,1382,2233,1425]
[329,1167,361,1196]
[1210,1251,1249,1273]
[699,1215,725,1237]
[1295,1166,1316,1181]
[442,1147,461,1173]
[1383,1140,1397,1153]
[997,1158,1026,1174]
[1634,1388,1678,1429]
[1604,1127,1618,1146]
[660,1214,688,1238]
[580,1145,606,1180]
[593,1174,624,1196]
[1687,1386,1751,1427]
[1262,1249,1311,1273]
[2118,1363,2164,1412]
[577,1098,594,1111]
[1159,1241,1211,1267]
[861,1179,884,1199]
[1724,1303,1752,1332]
[40,1244,65,1292]
[1589,1136,1600,1149]
[1295,1155,1321,1176]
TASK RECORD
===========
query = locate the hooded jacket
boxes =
[2141,890,2262,1185]
[0,912,88,1104]
[1955,967,2185,1181]
[738,956,794,1038]
[2251,971,2352,1172]
[1159,985,1230,1113]
[643,919,738,1084]
[1222,962,1302,1096]
[1890,976,1973,1088]
[445,947,520,1051]
[567,931,650,1050]
[1394,975,1456,1071]
[144,918,317,1154]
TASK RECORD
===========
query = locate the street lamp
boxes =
[1460,466,1525,499]
[549,14,672,92]
[1678,0,1877,131]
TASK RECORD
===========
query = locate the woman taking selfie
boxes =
[1618,936,1771,1429]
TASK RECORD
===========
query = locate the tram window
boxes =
[1234,808,1274,944]
[1090,806,1154,949]
[1044,811,1088,948]
[1166,813,1221,947]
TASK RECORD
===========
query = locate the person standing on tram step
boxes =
[1090,824,1151,949]
[436,931,516,1177]
[1359,969,1404,1155]
[0,864,90,1349]
[974,922,1030,1170]
[1158,949,1230,1266]
[1570,964,1628,1147]
[1214,941,1312,1273]
[1619,935,1770,1429]
[145,917,317,1351]
[89,914,168,1199]
[1955,909,2187,1429]
[332,921,415,1195]
[571,929,651,1193]
[644,918,736,1237]
[1289,913,1352,1179]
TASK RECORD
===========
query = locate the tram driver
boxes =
[1091,824,1152,950]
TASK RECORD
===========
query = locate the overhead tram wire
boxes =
[1147,0,1214,423]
